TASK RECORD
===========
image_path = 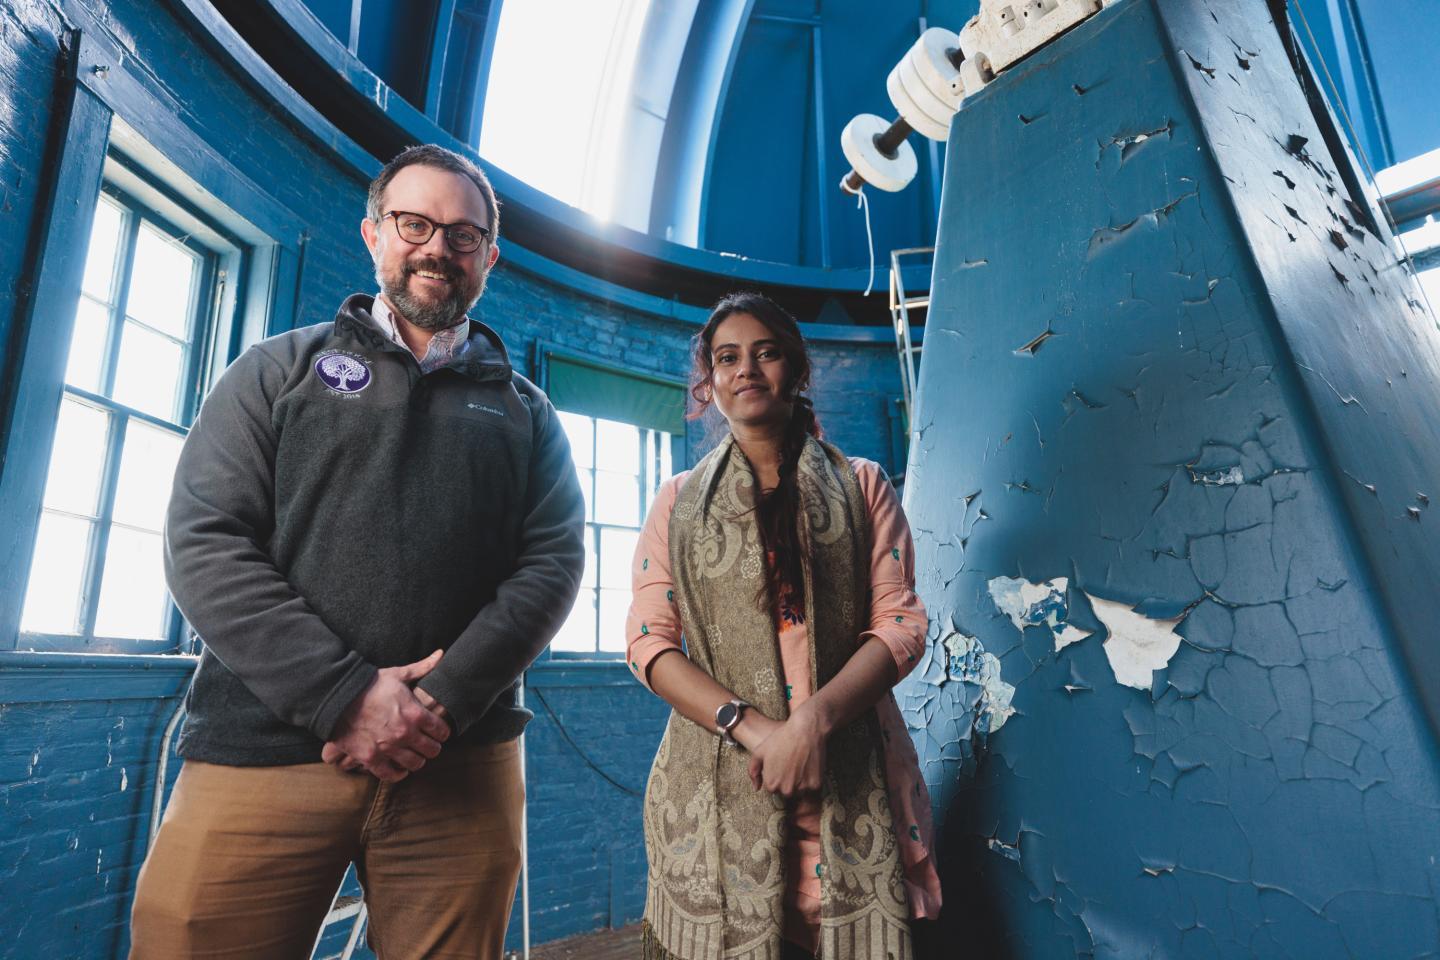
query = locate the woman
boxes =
[626,292,941,960]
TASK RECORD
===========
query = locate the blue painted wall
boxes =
[0,1,905,957]
[901,0,1440,956]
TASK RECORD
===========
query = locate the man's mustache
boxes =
[404,258,463,283]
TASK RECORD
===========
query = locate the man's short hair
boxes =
[367,144,500,240]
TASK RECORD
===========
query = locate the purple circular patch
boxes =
[314,352,372,393]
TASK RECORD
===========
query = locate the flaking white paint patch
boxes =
[987,575,1092,651]
[942,631,1016,734]
[987,836,1021,862]
[1192,465,1244,485]
[1083,592,1185,690]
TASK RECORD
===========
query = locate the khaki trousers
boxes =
[130,739,524,960]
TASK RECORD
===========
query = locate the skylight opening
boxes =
[481,0,651,222]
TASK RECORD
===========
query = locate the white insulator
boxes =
[890,55,958,132]
[909,28,966,109]
[840,114,917,193]
[886,68,951,142]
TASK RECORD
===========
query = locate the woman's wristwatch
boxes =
[715,699,750,746]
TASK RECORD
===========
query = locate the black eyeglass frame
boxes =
[381,210,491,253]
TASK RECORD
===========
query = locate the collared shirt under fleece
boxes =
[164,293,586,765]
[369,294,471,373]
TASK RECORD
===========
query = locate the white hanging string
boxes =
[840,175,876,296]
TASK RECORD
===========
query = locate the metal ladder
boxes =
[889,246,934,444]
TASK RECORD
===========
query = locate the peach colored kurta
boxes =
[626,458,941,951]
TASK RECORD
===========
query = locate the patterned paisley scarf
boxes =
[641,434,911,960]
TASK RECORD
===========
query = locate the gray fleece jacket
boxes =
[166,294,585,765]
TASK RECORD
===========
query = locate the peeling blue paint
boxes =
[987,575,1092,651]
[940,629,1016,736]
[898,0,1440,955]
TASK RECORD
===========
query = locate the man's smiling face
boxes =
[362,163,497,330]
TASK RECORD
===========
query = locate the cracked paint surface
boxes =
[896,0,1440,956]
[988,576,1091,651]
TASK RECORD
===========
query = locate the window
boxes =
[535,346,688,657]
[19,188,224,650]
[551,411,675,655]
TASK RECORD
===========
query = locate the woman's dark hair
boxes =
[691,292,822,612]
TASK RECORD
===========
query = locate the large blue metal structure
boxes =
[898,0,1440,955]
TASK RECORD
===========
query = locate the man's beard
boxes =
[378,256,485,331]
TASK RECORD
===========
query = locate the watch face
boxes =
[716,702,739,729]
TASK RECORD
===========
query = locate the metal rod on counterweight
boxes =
[842,43,965,192]
[842,117,915,192]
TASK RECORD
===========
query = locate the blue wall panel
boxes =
[901,0,1440,955]
[0,2,905,956]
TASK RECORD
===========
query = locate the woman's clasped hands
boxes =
[735,703,828,799]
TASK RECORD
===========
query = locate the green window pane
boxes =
[546,354,686,435]
[594,418,639,473]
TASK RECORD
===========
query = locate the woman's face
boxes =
[709,312,792,430]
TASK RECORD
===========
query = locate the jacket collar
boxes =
[334,293,514,383]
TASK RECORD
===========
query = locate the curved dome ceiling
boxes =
[215,0,1435,320]
[222,0,978,282]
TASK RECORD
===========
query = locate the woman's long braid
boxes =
[756,395,820,612]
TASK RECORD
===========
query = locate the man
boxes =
[130,145,586,959]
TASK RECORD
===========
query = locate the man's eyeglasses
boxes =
[382,211,490,254]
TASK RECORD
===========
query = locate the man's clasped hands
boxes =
[320,648,451,782]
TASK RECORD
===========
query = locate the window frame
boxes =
[532,344,689,662]
[19,185,227,654]
[554,411,675,659]
[0,30,306,656]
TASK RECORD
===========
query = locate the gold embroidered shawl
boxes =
[641,434,911,960]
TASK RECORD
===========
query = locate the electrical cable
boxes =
[529,686,644,798]
[840,176,877,296]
